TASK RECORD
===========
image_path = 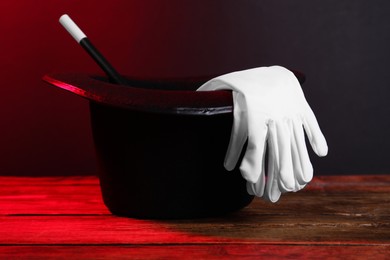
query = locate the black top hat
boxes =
[42,71,305,219]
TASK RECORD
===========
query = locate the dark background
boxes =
[0,0,389,176]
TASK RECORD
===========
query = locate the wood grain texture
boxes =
[0,175,389,259]
[0,245,388,260]
[0,177,108,215]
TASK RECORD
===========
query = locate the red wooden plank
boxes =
[0,245,389,259]
[0,214,388,245]
[0,176,99,186]
[1,175,388,187]
[1,175,389,216]
[0,216,232,244]
[0,181,109,215]
[308,175,390,192]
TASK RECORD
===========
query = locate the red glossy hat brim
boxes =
[43,70,305,115]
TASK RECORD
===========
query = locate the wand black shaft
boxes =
[79,38,126,85]
[59,14,127,85]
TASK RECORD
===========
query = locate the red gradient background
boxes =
[1,1,389,175]
[1,1,270,175]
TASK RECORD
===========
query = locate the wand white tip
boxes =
[59,14,87,43]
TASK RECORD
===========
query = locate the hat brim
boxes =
[43,70,305,116]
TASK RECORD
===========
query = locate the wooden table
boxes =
[0,175,389,259]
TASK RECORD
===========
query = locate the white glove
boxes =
[197,66,328,202]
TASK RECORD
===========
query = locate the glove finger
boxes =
[292,118,313,185]
[275,120,295,192]
[224,92,248,171]
[246,171,266,197]
[264,133,281,202]
[288,119,305,191]
[303,108,328,157]
[246,181,255,195]
[239,112,268,184]
[247,160,266,197]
